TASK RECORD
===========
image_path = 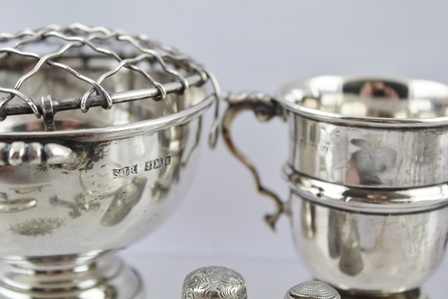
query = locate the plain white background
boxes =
[1,1,448,297]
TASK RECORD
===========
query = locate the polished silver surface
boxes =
[0,255,144,299]
[284,281,340,299]
[182,266,247,299]
[222,76,448,296]
[0,25,219,298]
[281,76,448,188]
[290,193,448,294]
[278,76,448,127]
[284,166,448,213]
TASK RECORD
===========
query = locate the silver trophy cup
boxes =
[222,76,448,297]
[0,24,219,299]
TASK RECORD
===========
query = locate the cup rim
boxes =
[276,75,448,128]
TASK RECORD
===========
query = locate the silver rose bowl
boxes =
[0,24,219,299]
[223,76,448,297]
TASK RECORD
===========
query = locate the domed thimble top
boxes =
[182,266,247,299]
[284,281,341,299]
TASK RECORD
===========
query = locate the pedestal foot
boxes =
[0,255,143,299]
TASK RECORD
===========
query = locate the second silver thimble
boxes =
[284,281,341,299]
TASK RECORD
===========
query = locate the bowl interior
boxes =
[0,56,205,133]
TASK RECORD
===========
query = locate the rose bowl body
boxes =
[0,69,212,298]
[0,25,220,299]
[0,63,212,261]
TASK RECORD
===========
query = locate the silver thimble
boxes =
[284,281,341,299]
[182,266,247,299]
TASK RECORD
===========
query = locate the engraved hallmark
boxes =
[300,139,329,154]
[145,155,171,171]
[113,164,138,178]
[112,155,171,178]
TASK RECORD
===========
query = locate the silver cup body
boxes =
[290,194,448,294]
[287,113,448,188]
[222,75,448,295]
[279,76,448,294]
[280,75,448,188]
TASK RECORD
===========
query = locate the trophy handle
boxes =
[0,142,77,166]
[222,91,286,230]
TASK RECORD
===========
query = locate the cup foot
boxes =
[336,288,428,299]
[0,255,143,299]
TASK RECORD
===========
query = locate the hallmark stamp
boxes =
[145,155,172,171]
[113,164,138,178]
[112,155,171,177]
[300,139,329,154]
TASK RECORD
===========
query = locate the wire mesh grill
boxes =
[0,24,220,139]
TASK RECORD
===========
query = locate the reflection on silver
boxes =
[301,200,315,239]
[347,139,397,186]
[291,193,448,294]
[280,76,448,124]
[50,193,100,219]
[331,212,363,276]
[101,176,147,226]
[0,142,76,166]
[9,217,64,236]
[0,193,36,213]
